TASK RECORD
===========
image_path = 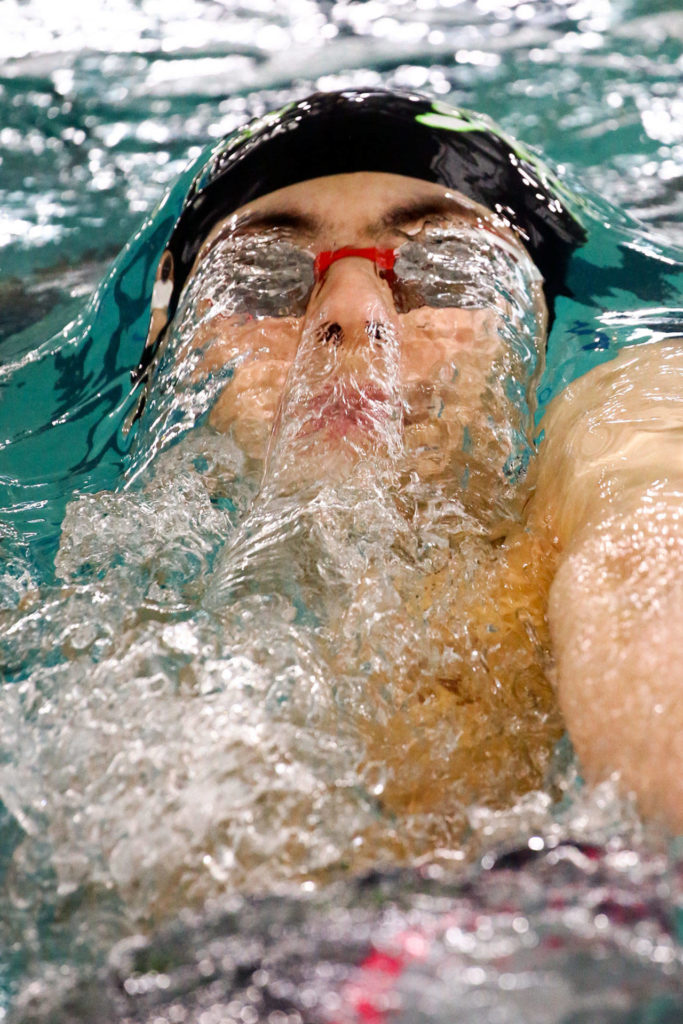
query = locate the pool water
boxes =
[1,1,682,1021]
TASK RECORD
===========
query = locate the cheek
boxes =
[399,308,507,473]
[399,308,505,436]
[203,317,300,456]
[209,358,292,432]
[398,307,503,386]
[194,315,300,374]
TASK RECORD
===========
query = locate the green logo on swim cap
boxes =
[418,101,548,177]
[416,107,487,135]
[418,100,586,228]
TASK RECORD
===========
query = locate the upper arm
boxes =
[528,339,683,829]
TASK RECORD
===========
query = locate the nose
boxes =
[303,252,400,354]
[264,249,405,488]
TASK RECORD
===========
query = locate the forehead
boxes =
[196,171,522,255]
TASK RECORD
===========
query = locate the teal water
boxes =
[2,0,682,565]
[1,1,682,1021]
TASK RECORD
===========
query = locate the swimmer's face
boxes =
[152,173,547,486]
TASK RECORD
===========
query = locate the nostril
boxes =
[316,321,344,347]
[314,320,394,348]
[366,321,391,345]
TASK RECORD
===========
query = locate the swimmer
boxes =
[133,90,682,831]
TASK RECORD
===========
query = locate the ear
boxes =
[126,250,175,431]
[144,248,175,356]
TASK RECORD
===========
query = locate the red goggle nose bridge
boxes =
[314,246,396,281]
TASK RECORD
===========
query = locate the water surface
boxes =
[1,1,682,1020]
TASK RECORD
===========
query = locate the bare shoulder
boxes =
[544,336,683,418]
[530,338,683,546]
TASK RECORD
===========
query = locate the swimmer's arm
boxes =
[530,339,683,830]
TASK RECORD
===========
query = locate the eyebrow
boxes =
[245,197,473,237]
[372,196,475,234]
[199,193,476,262]
[236,197,471,235]
[197,209,322,261]
[233,208,322,236]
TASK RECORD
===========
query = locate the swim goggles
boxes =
[132,88,581,416]
[163,89,584,330]
[171,220,543,329]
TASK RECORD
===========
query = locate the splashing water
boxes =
[0,206,567,968]
[1,2,682,1018]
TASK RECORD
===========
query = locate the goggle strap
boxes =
[314,247,396,280]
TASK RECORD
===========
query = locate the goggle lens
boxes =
[176,223,542,328]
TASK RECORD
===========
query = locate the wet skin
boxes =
[148,171,561,823]
[148,172,683,830]
[161,172,546,466]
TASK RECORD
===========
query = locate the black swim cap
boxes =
[163,89,585,325]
